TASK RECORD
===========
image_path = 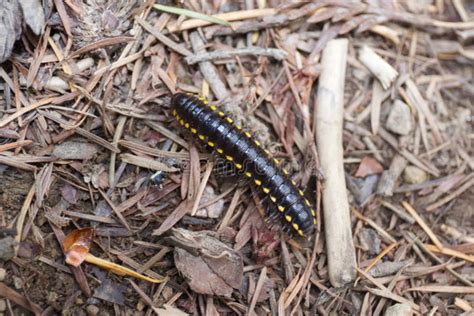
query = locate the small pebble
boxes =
[0,299,6,312]
[13,276,22,289]
[385,303,412,316]
[403,166,428,184]
[86,305,99,316]
[386,100,413,135]
[0,268,6,282]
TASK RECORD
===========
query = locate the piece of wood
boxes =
[315,38,357,287]
[359,45,398,90]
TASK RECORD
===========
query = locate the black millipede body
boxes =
[170,92,316,237]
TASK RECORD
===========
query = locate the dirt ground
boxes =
[0,1,473,315]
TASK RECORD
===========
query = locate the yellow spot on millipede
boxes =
[245,172,252,178]
[184,123,190,129]
[176,114,180,120]
[313,219,317,225]
[226,156,233,161]
[285,215,292,222]
[191,128,197,134]
[264,149,270,155]
[298,230,304,236]
[311,209,316,217]
[273,158,279,164]
[245,132,251,138]
[218,111,225,117]
[292,223,299,230]
[282,168,289,175]
[203,100,208,105]
[270,196,277,203]
[179,119,185,126]
[210,105,217,111]
[172,110,177,116]
[208,141,215,147]
[235,125,242,130]
[254,140,261,146]
[198,135,205,140]
[263,187,270,194]
[217,148,224,154]
[254,179,261,186]
[305,199,311,206]
[235,163,242,169]
[226,117,233,124]
[278,205,285,212]
[299,190,304,196]
[291,180,297,186]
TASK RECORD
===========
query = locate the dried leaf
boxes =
[153,3,231,27]
[168,228,243,297]
[355,156,384,177]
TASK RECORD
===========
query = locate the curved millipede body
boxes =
[170,93,316,237]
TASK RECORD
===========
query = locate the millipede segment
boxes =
[170,92,316,237]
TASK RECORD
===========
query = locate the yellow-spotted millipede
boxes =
[170,93,316,237]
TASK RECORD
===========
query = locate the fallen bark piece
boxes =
[53,142,98,160]
[166,228,243,297]
[315,38,357,287]
[377,154,408,196]
[359,45,398,90]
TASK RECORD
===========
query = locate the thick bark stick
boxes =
[315,38,357,287]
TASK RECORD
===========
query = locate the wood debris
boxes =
[0,1,472,314]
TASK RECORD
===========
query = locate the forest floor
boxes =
[0,1,473,315]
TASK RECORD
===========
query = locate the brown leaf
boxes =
[168,228,243,297]
[355,156,384,178]
[61,183,78,204]
[174,248,233,297]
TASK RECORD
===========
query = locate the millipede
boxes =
[170,92,316,237]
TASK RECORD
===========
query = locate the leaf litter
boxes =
[0,0,472,314]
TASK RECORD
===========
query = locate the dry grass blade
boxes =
[120,153,179,172]
[0,155,37,171]
[405,285,474,294]
[167,8,277,32]
[154,3,231,27]
[0,96,59,128]
[0,283,43,315]
[401,201,444,250]
[424,244,474,263]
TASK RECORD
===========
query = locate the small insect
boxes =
[150,170,166,189]
[170,93,316,237]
